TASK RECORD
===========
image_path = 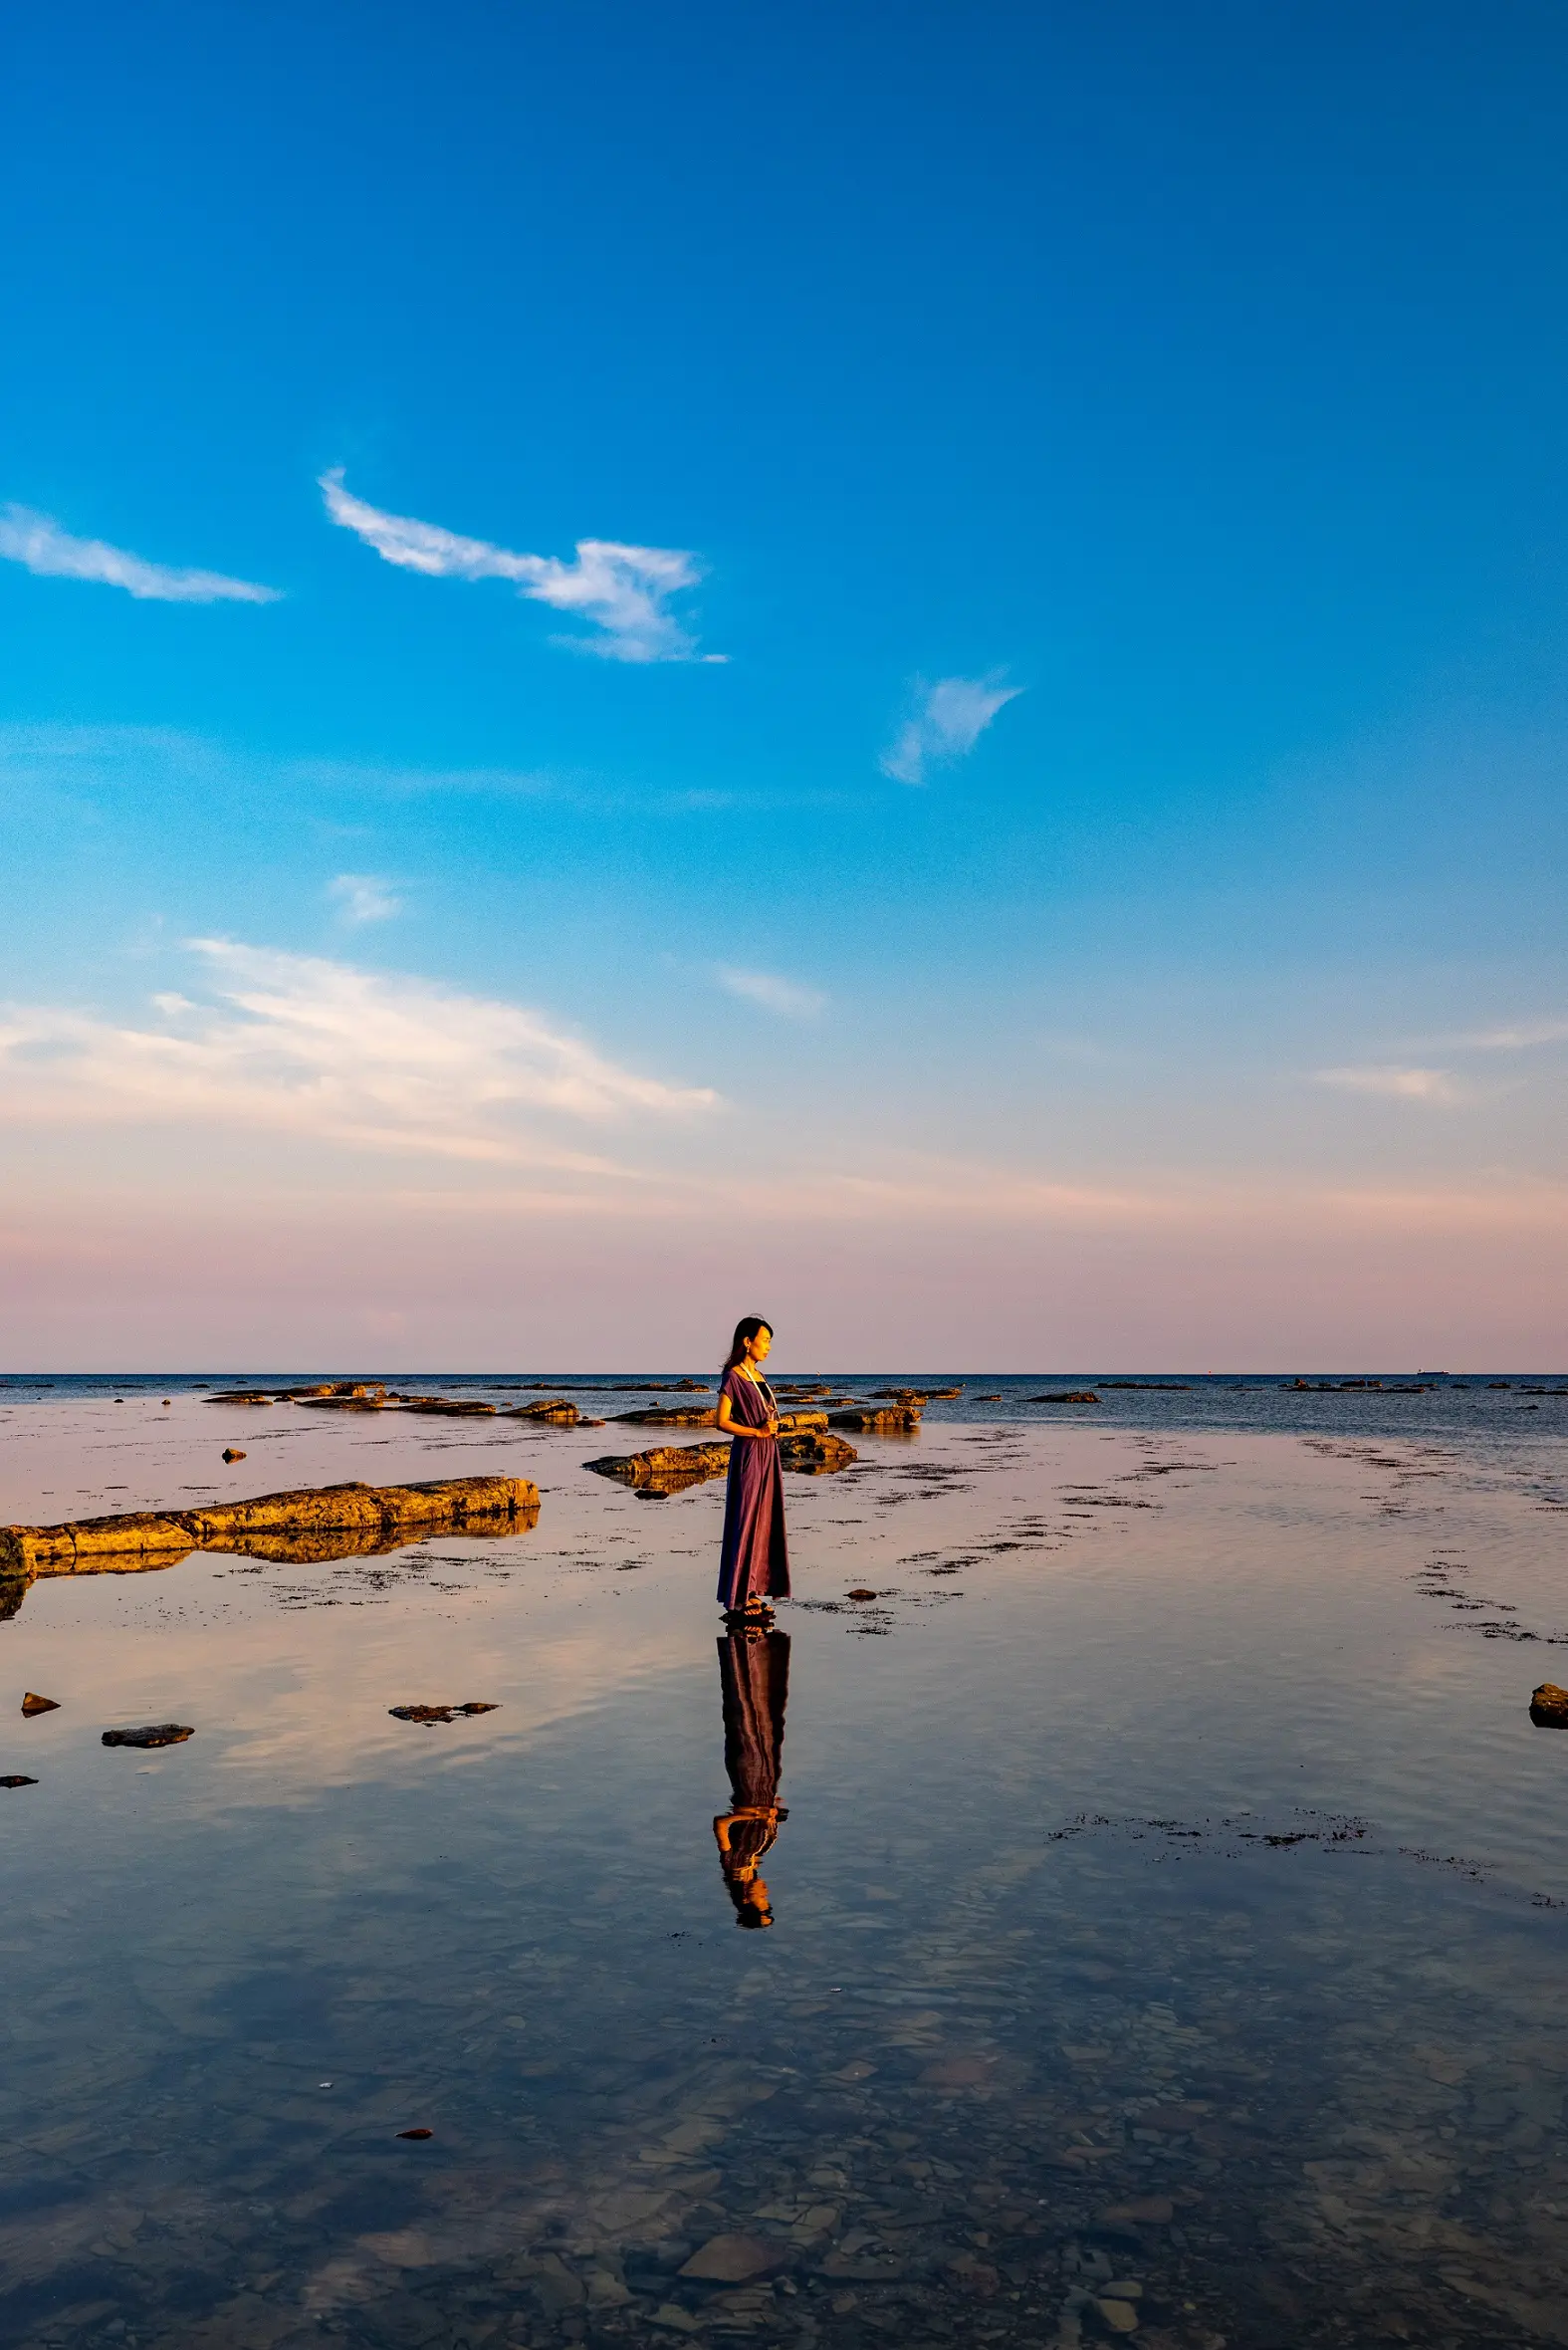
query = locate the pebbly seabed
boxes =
[2,1383,1568,2349]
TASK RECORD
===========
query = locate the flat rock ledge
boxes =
[0,1476,541,1578]
[611,1404,722,1427]
[585,1426,857,1490]
[870,1385,961,1400]
[782,1429,859,1473]
[586,1439,733,1488]
[826,1403,924,1432]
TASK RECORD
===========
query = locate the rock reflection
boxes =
[0,1509,541,1614]
[713,1615,789,1929]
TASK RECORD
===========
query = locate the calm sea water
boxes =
[2,1380,1567,2350]
[5,1366,1568,1449]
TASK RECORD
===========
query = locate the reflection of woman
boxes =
[713,1619,790,1929]
[715,1315,790,1614]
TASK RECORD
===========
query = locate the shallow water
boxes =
[3,1392,1567,2349]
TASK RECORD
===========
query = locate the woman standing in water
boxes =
[715,1315,790,1614]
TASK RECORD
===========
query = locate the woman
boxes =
[715,1314,790,1613]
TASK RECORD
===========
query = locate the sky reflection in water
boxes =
[2,1396,1567,2348]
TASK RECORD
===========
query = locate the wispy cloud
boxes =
[328,872,401,925]
[1444,1019,1568,1052]
[320,470,719,664]
[880,671,1021,786]
[1314,1064,1462,1104]
[0,506,280,603]
[0,941,716,1165]
[714,965,827,1018]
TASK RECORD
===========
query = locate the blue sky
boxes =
[3,1,1568,1365]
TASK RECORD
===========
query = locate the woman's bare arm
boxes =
[717,1390,779,1439]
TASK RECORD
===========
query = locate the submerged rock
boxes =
[102,1725,195,1749]
[21,1692,59,1715]
[1098,2196,1174,2226]
[679,2233,788,2283]
[1096,2294,1141,2333]
[1,1773,38,1788]
[1529,1681,1568,1726]
[1028,1391,1100,1405]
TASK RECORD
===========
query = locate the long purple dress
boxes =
[716,1366,790,1609]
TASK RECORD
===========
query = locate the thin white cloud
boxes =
[1314,1064,1462,1104]
[1445,1020,1568,1051]
[0,941,715,1165]
[328,872,401,925]
[714,965,827,1018]
[880,671,1021,786]
[319,469,720,664]
[0,506,280,603]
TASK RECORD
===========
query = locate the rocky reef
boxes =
[826,1402,924,1433]
[0,1476,540,1581]
[611,1404,721,1427]
[585,1427,857,1492]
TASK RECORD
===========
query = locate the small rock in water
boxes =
[222,1447,246,1463]
[920,2052,998,2087]
[846,1587,878,1602]
[1529,1681,1568,1726]
[1,1773,38,1788]
[102,1724,195,1749]
[22,1692,60,1716]
[679,2232,788,2282]
[1096,2296,1141,2333]
[388,1702,500,1725]
[1098,2197,1174,2226]
[396,2126,433,2140]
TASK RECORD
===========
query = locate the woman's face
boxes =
[744,1326,773,1365]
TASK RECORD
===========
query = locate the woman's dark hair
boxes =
[723,1315,774,1374]
[725,1878,774,1929]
